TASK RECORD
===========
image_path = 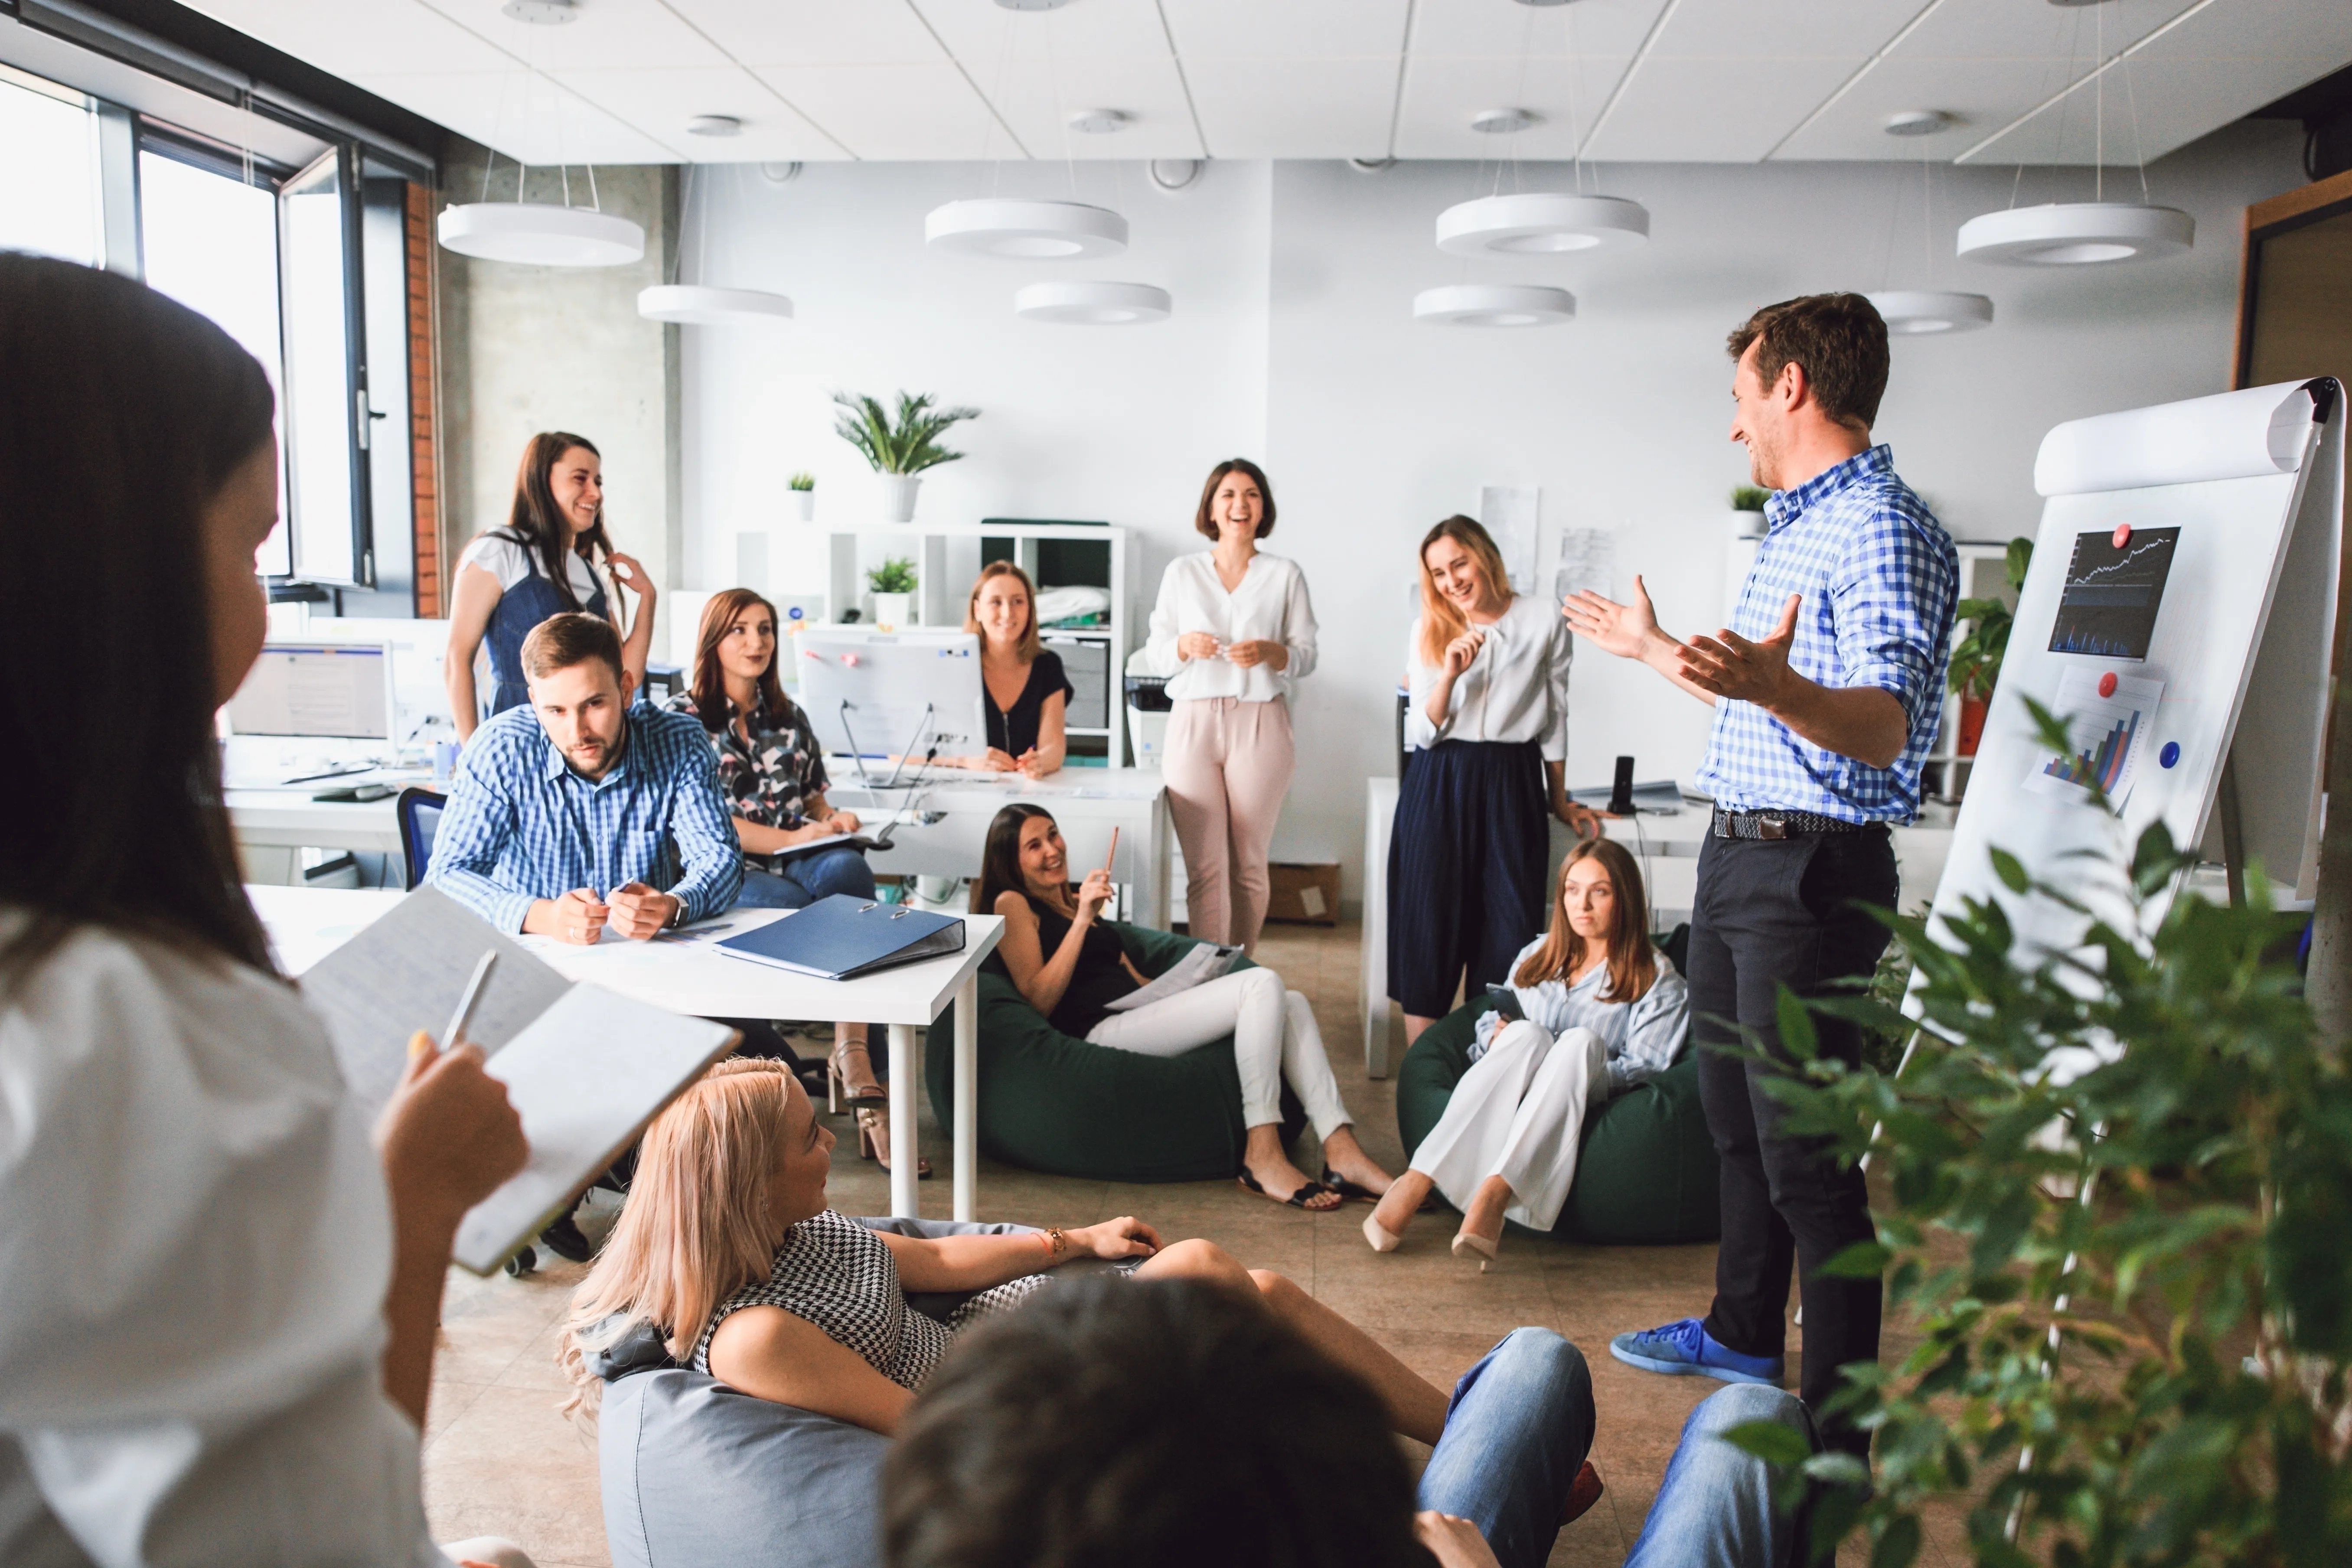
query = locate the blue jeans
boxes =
[1624,1383,1819,1568]
[1417,1329,1595,1568]
[735,847,876,910]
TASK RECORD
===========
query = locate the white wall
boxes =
[680,124,2303,898]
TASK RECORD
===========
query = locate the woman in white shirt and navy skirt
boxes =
[1392,515,1605,1044]
[1145,459,1318,953]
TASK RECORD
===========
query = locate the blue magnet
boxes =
[2160,741,2180,769]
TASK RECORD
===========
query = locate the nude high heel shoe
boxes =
[855,1105,932,1179]
[827,1036,886,1114]
[1363,1213,1403,1254]
[1451,1229,1499,1273]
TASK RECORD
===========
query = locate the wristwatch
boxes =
[667,899,687,930]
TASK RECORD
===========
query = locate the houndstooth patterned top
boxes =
[689,1209,1049,1390]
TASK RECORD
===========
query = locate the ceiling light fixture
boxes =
[438,202,644,267]
[1068,108,1131,134]
[686,115,741,138]
[1957,202,2192,265]
[637,284,793,326]
[1015,281,1171,325]
[994,0,1075,9]
[926,199,1127,259]
[1867,290,1994,335]
[1882,110,1953,137]
[1413,284,1576,327]
[1436,192,1647,255]
[1149,158,1203,191]
[499,0,575,22]
[1471,108,1540,135]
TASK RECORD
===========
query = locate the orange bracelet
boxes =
[1037,1226,1067,1263]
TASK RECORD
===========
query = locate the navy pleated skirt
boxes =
[1386,739,1549,1019]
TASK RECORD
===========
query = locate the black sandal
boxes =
[1238,1170,1341,1210]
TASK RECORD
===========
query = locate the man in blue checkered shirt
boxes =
[1565,293,1957,1452]
[429,612,742,942]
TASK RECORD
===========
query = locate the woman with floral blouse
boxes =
[669,590,907,1148]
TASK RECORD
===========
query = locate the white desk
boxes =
[827,766,1174,928]
[228,789,412,884]
[245,884,1003,1221]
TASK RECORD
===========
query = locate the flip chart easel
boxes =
[1927,378,2344,966]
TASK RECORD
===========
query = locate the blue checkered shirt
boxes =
[1694,445,1958,823]
[427,701,744,932]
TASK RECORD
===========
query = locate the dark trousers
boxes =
[1689,826,1896,1450]
[1388,740,1549,1018]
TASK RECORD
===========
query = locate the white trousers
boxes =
[1085,967,1353,1142]
[1409,1020,1610,1232]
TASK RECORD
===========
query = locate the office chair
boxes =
[395,786,445,890]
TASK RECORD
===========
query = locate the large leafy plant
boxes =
[1732,699,2352,1567]
[832,391,978,475]
[1948,536,2034,701]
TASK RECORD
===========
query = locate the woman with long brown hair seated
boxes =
[1366,838,1688,1267]
[559,1059,1451,1445]
[938,561,1071,778]
[975,803,1395,1210]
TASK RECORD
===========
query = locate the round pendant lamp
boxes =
[437,202,645,267]
[1014,281,1171,325]
[926,199,1128,259]
[1867,290,1993,336]
[638,284,794,326]
[1413,284,1576,327]
[1956,202,2192,266]
[1436,192,1649,256]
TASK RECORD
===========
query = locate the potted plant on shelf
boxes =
[867,556,917,630]
[1946,535,2032,756]
[832,390,978,523]
[1730,484,1770,539]
[789,471,815,523]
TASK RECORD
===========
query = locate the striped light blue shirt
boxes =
[427,701,744,932]
[1694,445,1958,823]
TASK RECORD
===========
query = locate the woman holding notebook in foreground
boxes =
[973,804,1393,1209]
[0,256,535,1565]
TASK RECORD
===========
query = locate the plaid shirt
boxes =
[427,701,744,932]
[1694,445,1958,823]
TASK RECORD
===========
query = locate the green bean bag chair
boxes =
[1395,986,1719,1246]
[925,924,1306,1183]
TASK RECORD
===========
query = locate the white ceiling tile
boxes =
[669,0,947,66]
[182,0,512,78]
[1162,0,1409,62]
[1641,0,1929,61]
[1408,0,1672,61]
[1964,0,2352,168]
[911,0,1174,63]
[1877,0,2202,64]
[412,0,730,71]
[1183,56,1401,160]
[550,66,845,159]
[1391,52,1637,160]
[749,60,1002,160]
[1584,53,1866,162]
[353,68,679,163]
[972,55,1206,159]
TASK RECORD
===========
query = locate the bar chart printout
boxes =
[2048,527,2180,659]
[2025,668,2166,807]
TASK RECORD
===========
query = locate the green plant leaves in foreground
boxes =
[1738,819,2352,1566]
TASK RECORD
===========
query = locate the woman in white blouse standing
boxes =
[1391,516,1606,1046]
[1145,459,1317,953]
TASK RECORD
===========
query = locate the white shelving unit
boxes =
[1923,540,2023,805]
[740,519,1137,766]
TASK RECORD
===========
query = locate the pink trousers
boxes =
[1164,696,1295,952]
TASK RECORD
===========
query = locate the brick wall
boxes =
[405,180,442,617]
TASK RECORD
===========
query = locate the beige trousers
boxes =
[1165,696,1295,952]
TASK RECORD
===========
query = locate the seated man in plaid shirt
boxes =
[428,610,742,942]
[1564,293,1958,1455]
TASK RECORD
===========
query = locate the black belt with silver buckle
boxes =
[1712,808,1878,841]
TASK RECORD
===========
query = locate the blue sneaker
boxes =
[1608,1317,1784,1387]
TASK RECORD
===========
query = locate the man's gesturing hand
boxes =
[1562,575,1664,660]
[1677,592,1799,707]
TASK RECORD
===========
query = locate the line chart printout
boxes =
[2024,667,2166,807]
[2047,527,2180,658]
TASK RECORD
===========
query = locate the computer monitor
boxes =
[795,628,984,770]
[228,643,395,740]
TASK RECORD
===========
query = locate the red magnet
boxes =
[2098,670,2118,698]
[842,652,862,668]
[2112,521,2132,549]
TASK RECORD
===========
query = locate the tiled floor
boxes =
[421,919,1954,1567]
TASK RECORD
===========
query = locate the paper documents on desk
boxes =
[298,887,737,1274]
[1102,941,1242,1012]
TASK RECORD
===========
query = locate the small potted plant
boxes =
[833,390,978,523]
[867,556,917,629]
[789,471,815,523]
[1947,535,2033,756]
[1729,484,1770,538]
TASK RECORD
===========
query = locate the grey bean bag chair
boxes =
[591,1216,1117,1568]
